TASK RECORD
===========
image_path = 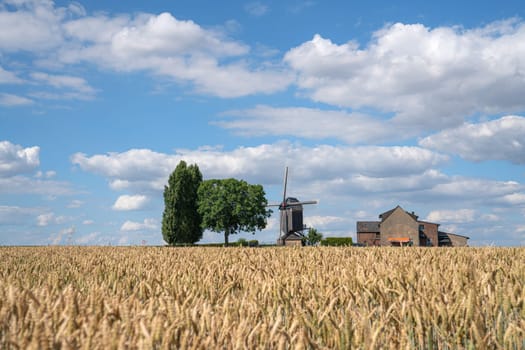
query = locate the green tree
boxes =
[303,227,323,246]
[162,161,203,245]
[197,178,271,246]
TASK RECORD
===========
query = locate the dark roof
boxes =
[438,231,470,240]
[379,205,418,222]
[283,232,303,240]
[356,221,380,233]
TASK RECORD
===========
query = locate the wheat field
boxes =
[1,246,524,349]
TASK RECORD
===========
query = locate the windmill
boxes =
[268,167,318,245]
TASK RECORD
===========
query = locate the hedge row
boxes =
[320,237,353,246]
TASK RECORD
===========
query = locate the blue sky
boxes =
[1,0,525,246]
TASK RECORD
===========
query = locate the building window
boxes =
[419,224,425,231]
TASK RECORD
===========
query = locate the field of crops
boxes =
[1,246,524,349]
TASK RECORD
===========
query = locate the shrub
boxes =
[236,238,248,247]
[320,237,353,246]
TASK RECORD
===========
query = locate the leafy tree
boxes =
[162,161,203,245]
[198,178,271,246]
[303,227,323,246]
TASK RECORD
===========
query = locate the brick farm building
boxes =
[356,206,469,247]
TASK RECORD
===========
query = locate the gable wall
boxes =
[380,207,420,246]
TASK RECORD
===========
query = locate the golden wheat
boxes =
[1,246,524,349]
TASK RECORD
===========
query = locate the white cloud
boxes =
[112,194,149,211]
[218,105,404,143]
[0,66,24,84]
[284,20,525,129]
[0,205,41,225]
[245,2,268,16]
[51,225,76,245]
[59,11,291,97]
[37,212,54,226]
[67,199,83,208]
[427,178,522,202]
[0,175,74,195]
[82,219,94,225]
[312,169,449,196]
[30,72,96,100]
[0,93,33,106]
[0,2,292,98]
[481,213,500,222]
[501,193,525,205]
[304,215,346,228]
[35,170,56,178]
[31,72,94,93]
[75,231,100,245]
[0,141,72,196]
[36,212,71,226]
[72,142,448,192]
[0,0,66,52]
[120,218,158,232]
[0,141,40,176]
[425,209,475,223]
[420,116,525,164]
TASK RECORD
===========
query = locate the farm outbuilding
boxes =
[356,206,469,247]
[277,232,303,246]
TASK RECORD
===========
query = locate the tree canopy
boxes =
[197,178,271,246]
[303,227,323,246]
[162,161,203,245]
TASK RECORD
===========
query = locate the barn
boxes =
[356,205,469,247]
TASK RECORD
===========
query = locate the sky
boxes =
[1,0,525,246]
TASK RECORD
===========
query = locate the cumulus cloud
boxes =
[501,193,525,205]
[304,215,347,228]
[37,212,54,226]
[0,93,33,106]
[422,178,524,207]
[36,212,71,226]
[420,116,525,164]
[30,72,96,100]
[218,105,406,143]
[284,20,525,129]
[59,9,291,97]
[0,141,40,176]
[0,141,73,195]
[425,209,476,223]
[0,0,66,52]
[0,2,292,98]
[72,142,448,192]
[112,194,149,211]
[120,218,158,232]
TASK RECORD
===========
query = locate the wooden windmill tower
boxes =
[268,167,317,245]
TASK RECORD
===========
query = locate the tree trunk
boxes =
[224,228,229,247]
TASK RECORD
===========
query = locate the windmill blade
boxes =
[282,166,288,207]
[285,200,318,206]
[267,203,282,207]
